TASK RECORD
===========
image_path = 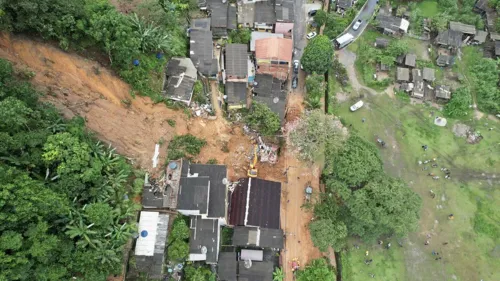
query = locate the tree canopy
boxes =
[246,102,281,136]
[296,258,336,281]
[301,35,334,74]
[309,219,347,252]
[0,59,138,281]
[289,110,347,162]
[444,87,472,118]
[167,216,190,262]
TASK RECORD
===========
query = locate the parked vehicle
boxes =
[334,33,354,49]
[306,32,317,40]
[308,9,317,16]
[293,60,300,73]
[350,100,364,111]
[353,19,362,31]
[292,76,298,89]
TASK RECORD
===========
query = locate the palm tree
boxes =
[65,216,100,249]
[105,222,135,246]
[273,267,284,281]
[305,96,322,110]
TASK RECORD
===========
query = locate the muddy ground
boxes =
[0,33,284,182]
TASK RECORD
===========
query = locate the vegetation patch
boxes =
[245,102,281,136]
[167,134,207,161]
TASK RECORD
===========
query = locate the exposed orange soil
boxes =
[0,33,283,181]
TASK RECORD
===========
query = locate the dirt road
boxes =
[281,92,322,280]
[0,33,285,181]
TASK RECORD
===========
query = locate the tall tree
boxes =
[296,258,336,281]
[301,35,334,74]
[309,219,347,252]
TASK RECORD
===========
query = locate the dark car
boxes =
[292,76,298,89]
[308,9,317,17]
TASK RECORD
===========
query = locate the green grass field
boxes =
[416,0,439,18]
[335,94,500,281]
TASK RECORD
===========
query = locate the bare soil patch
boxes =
[0,33,285,181]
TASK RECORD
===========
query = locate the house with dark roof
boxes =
[255,37,293,80]
[375,38,389,48]
[253,74,287,120]
[435,85,451,100]
[474,0,488,14]
[404,54,416,68]
[336,0,353,11]
[423,67,435,82]
[229,178,281,229]
[435,29,463,51]
[162,58,197,105]
[474,30,488,44]
[188,215,221,264]
[396,67,410,82]
[191,18,211,31]
[275,0,295,37]
[210,2,229,38]
[225,82,247,110]
[134,212,169,279]
[254,1,277,31]
[436,54,454,67]
[238,261,274,281]
[449,21,476,35]
[225,44,249,83]
[412,68,424,99]
[190,30,218,79]
[218,252,237,281]
[232,226,284,249]
[376,13,410,35]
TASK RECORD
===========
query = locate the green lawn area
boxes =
[416,0,439,18]
[334,94,500,281]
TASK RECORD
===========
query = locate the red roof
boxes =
[255,37,293,62]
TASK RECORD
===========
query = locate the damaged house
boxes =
[162,57,198,105]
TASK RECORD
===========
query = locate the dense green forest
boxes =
[0,0,191,99]
[0,58,142,280]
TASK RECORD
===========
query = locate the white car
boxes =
[306,32,317,40]
[352,19,362,31]
[350,100,364,112]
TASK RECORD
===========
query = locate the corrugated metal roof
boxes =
[135,212,160,256]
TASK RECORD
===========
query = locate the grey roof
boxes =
[436,54,454,67]
[449,21,476,35]
[226,82,247,106]
[405,54,416,67]
[435,29,463,48]
[218,252,237,281]
[490,32,500,41]
[141,185,164,208]
[255,1,276,24]
[397,67,410,81]
[135,213,169,279]
[228,5,237,29]
[211,2,228,28]
[238,261,274,281]
[225,44,248,78]
[423,67,435,82]
[486,10,497,28]
[435,85,451,99]
[191,18,211,31]
[250,32,284,51]
[253,74,287,120]
[189,216,220,264]
[189,164,228,218]
[238,3,256,25]
[474,30,487,43]
[412,69,424,98]
[163,58,198,103]
[474,0,488,12]
[276,0,295,22]
[232,227,284,249]
[190,30,217,77]
[496,41,500,56]
[177,177,210,213]
[377,14,403,32]
[337,0,353,9]
[375,38,389,48]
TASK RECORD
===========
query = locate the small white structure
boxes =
[434,117,447,127]
[350,100,364,112]
[241,249,264,261]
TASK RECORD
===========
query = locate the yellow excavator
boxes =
[247,145,258,178]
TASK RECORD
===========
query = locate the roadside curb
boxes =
[334,0,376,47]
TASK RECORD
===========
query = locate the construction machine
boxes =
[247,145,258,178]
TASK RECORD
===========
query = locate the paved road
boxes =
[293,0,307,59]
[338,0,379,44]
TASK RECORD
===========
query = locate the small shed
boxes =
[449,21,476,35]
[435,85,451,99]
[436,55,453,67]
[375,38,390,48]
[423,68,435,82]
[380,63,391,71]
[397,67,410,81]
[405,54,416,67]
[412,69,424,99]
[474,30,487,44]
[492,32,500,41]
